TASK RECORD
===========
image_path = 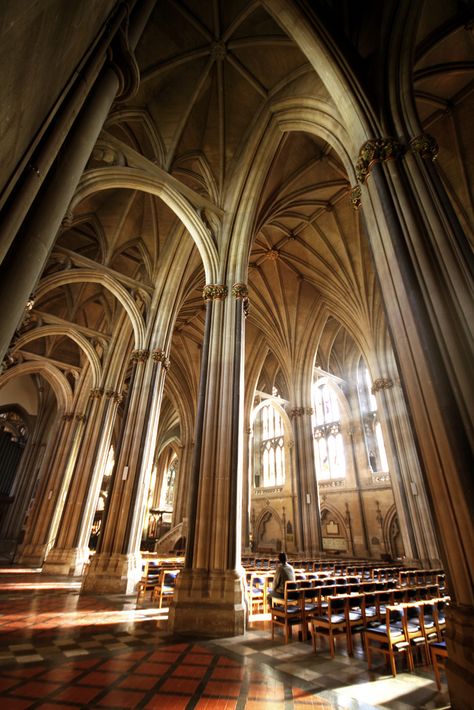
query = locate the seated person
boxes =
[269,552,295,599]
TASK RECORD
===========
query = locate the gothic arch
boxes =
[254,506,284,553]
[320,503,350,552]
[35,270,146,349]
[383,504,405,560]
[12,326,102,388]
[0,362,73,414]
[71,168,219,282]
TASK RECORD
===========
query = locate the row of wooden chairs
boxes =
[269,579,447,652]
[364,601,447,676]
[248,570,441,617]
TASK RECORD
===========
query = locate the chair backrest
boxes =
[328,596,346,614]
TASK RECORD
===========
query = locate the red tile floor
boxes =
[0,568,450,709]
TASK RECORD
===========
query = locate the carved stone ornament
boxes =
[232,283,248,300]
[130,349,149,363]
[232,283,249,317]
[290,406,313,418]
[356,138,405,183]
[266,248,280,261]
[75,414,87,423]
[62,413,74,422]
[89,388,103,399]
[371,377,394,394]
[202,284,228,302]
[152,349,171,370]
[350,185,362,210]
[410,134,439,161]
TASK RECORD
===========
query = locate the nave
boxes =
[0,563,451,710]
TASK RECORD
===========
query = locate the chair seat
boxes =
[314,613,345,624]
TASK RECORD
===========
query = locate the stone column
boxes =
[168,284,247,637]
[290,406,321,555]
[41,386,123,576]
[81,347,169,594]
[15,411,84,567]
[172,442,193,526]
[356,138,473,706]
[0,0,157,363]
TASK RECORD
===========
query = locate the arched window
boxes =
[357,363,389,473]
[313,381,346,480]
[160,455,177,508]
[253,400,285,488]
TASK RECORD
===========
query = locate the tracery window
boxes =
[313,382,346,480]
[254,400,285,488]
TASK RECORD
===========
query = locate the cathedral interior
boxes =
[0,0,472,708]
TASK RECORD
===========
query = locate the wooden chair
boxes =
[154,568,180,607]
[431,641,447,689]
[365,605,414,676]
[311,595,347,657]
[248,573,266,615]
[345,593,366,655]
[136,560,161,602]
[270,581,303,643]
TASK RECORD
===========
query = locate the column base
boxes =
[80,552,142,595]
[14,542,48,568]
[168,568,246,637]
[445,602,474,710]
[42,547,90,576]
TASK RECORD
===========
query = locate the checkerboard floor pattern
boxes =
[0,569,451,709]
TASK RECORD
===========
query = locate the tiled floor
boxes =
[0,568,451,709]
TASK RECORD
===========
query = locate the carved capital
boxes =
[232,283,248,300]
[410,133,439,161]
[203,284,228,302]
[62,413,74,422]
[356,138,405,183]
[289,406,313,418]
[232,283,250,317]
[130,349,149,363]
[350,185,362,210]
[90,388,104,400]
[371,377,394,394]
[152,349,171,370]
[75,414,87,423]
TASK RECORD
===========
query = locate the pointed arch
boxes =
[35,270,146,349]
[71,168,219,281]
[0,362,73,414]
[12,326,102,388]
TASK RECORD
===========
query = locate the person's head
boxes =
[278,552,287,564]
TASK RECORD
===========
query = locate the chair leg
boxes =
[389,652,397,677]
